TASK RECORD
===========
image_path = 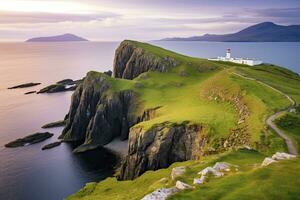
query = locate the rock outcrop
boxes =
[142,188,178,200]
[112,40,178,80]
[59,72,144,152]
[171,166,186,180]
[42,120,65,128]
[119,122,207,180]
[5,132,54,148]
[261,152,296,166]
[38,79,82,94]
[42,141,62,150]
[8,82,41,89]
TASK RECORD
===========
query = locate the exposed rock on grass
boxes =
[213,162,238,172]
[261,157,278,166]
[198,167,224,177]
[5,132,54,148]
[272,152,296,160]
[261,152,296,166]
[175,181,193,190]
[193,175,206,185]
[142,188,178,200]
[171,166,186,180]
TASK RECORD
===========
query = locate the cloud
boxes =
[0,1,299,41]
[0,11,119,24]
[249,7,300,24]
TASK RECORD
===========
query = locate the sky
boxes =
[0,0,300,41]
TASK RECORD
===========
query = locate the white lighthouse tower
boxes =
[208,48,262,66]
[226,48,231,60]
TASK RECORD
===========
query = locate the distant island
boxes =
[161,22,300,42]
[26,33,88,42]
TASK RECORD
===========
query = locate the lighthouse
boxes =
[226,48,231,60]
[208,48,263,66]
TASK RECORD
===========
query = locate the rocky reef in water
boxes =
[60,40,208,179]
[5,132,54,148]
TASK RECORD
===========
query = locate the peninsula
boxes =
[64,40,300,200]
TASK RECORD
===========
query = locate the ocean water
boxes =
[152,41,300,74]
[0,41,299,200]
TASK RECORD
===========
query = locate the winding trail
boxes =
[232,72,298,155]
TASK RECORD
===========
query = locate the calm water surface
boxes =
[152,41,300,74]
[0,41,299,200]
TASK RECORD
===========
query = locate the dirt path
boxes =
[232,72,298,155]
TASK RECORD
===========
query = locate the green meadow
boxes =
[68,41,300,200]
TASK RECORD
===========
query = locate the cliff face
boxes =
[60,72,141,152]
[61,40,207,180]
[119,122,207,180]
[113,40,178,79]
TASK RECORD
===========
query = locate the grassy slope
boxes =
[68,149,300,200]
[68,41,300,200]
[275,107,300,153]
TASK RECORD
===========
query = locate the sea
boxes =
[0,41,299,200]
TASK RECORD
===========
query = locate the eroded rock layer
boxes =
[119,122,207,180]
[113,40,178,80]
[59,72,140,152]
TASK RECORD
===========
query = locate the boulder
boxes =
[171,166,186,180]
[213,162,238,172]
[175,181,193,190]
[193,175,206,185]
[198,167,224,177]
[272,152,296,160]
[261,157,277,167]
[142,188,178,200]
[119,122,207,180]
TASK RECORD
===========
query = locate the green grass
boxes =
[68,41,300,200]
[275,110,300,153]
[236,64,300,104]
[67,149,300,200]
[86,41,296,151]
[170,158,300,200]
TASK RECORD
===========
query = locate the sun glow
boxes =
[0,1,95,14]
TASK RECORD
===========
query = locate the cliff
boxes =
[60,40,182,153]
[112,40,178,79]
[119,122,207,180]
[59,72,140,152]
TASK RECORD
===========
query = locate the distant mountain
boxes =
[26,33,88,42]
[162,22,300,42]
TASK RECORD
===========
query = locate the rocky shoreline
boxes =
[58,40,210,181]
[38,79,82,94]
